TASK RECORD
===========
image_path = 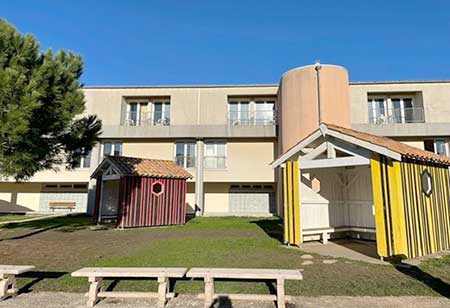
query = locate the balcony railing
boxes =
[368,107,425,124]
[125,111,170,126]
[228,110,277,126]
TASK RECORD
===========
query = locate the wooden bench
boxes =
[303,226,376,244]
[48,201,76,212]
[0,265,35,300]
[186,268,303,308]
[71,267,187,307]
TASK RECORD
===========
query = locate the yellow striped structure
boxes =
[282,161,300,245]
[371,154,450,258]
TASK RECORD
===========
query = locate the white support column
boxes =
[87,143,101,216]
[195,139,204,216]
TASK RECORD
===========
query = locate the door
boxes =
[100,180,120,217]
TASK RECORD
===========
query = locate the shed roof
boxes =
[91,156,193,179]
[272,123,450,168]
[325,124,450,164]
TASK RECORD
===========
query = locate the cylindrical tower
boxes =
[278,63,350,153]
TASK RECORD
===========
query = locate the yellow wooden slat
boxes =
[370,154,388,257]
[389,160,408,257]
[282,165,289,243]
[292,161,300,246]
[287,162,294,244]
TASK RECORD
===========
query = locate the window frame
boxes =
[204,140,227,170]
[125,98,171,126]
[174,141,196,169]
[102,141,123,157]
[228,97,277,126]
[433,139,449,157]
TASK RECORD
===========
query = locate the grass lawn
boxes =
[1,215,449,297]
[0,213,45,223]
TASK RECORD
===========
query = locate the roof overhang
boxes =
[272,123,402,169]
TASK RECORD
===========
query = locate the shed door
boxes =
[101,180,120,217]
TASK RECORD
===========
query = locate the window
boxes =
[392,98,414,123]
[229,100,250,125]
[103,142,122,156]
[151,181,164,196]
[174,142,195,168]
[126,99,170,126]
[204,141,226,169]
[74,150,91,168]
[152,101,170,125]
[424,139,449,156]
[368,98,387,124]
[228,97,276,126]
[254,100,275,125]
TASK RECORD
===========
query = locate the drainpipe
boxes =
[314,61,322,125]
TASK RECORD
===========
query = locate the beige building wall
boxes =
[349,81,450,124]
[203,183,230,214]
[204,140,275,182]
[83,86,278,126]
[0,183,42,211]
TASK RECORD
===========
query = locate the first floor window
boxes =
[175,142,195,168]
[204,141,226,169]
[74,149,91,168]
[392,97,414,123]
[424,139,449,156]
[103,142,122,156]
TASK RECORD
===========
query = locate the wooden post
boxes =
[204,275,214,308]
[157,276,168,308]
[87,277,102,307]
[276,278,285,308]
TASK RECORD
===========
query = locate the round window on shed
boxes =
[151,181,164,196]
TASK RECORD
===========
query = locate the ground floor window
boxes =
[424,139,449,156]
[174,141,195,168]
[103,142,122,156]
[204,141,226,169]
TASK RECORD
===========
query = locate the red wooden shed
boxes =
[91,156,192,228]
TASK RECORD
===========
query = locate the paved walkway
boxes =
[0,292,449,308]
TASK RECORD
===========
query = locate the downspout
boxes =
[314,61,322,125]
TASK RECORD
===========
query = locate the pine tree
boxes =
[0,19,102,180]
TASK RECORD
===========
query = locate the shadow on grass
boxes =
[394,262,450,298]
[250,218,284,243]
[18,271,67,294]
[0,214,94,241]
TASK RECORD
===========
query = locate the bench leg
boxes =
[276,278,285,308]
[0,274,16,301]
[204,276,214,308]
[157,277,168,308]
[322,232,329,245]
[87,277,102,307]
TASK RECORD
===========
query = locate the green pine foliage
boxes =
[0,19,102,180]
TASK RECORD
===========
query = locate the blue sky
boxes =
[2,1,450,85]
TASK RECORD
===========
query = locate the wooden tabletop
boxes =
[187,268,303,280]
[71,267,188,278]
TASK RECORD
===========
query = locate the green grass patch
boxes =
[2,215,449,297]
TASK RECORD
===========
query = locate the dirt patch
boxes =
[0,224,261,268]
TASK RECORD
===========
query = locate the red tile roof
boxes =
[327,123,450,165]
[104,156,193,179]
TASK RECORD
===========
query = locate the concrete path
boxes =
[0,292,449,308]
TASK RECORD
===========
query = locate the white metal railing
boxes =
[228,110,277,126]
[368,107,425,124]
[125,111,170,126]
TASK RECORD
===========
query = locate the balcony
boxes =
[368,107,425,125]
[228,110,277,126]
[125,111,170,126]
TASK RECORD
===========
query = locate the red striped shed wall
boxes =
[118,176,187,228]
